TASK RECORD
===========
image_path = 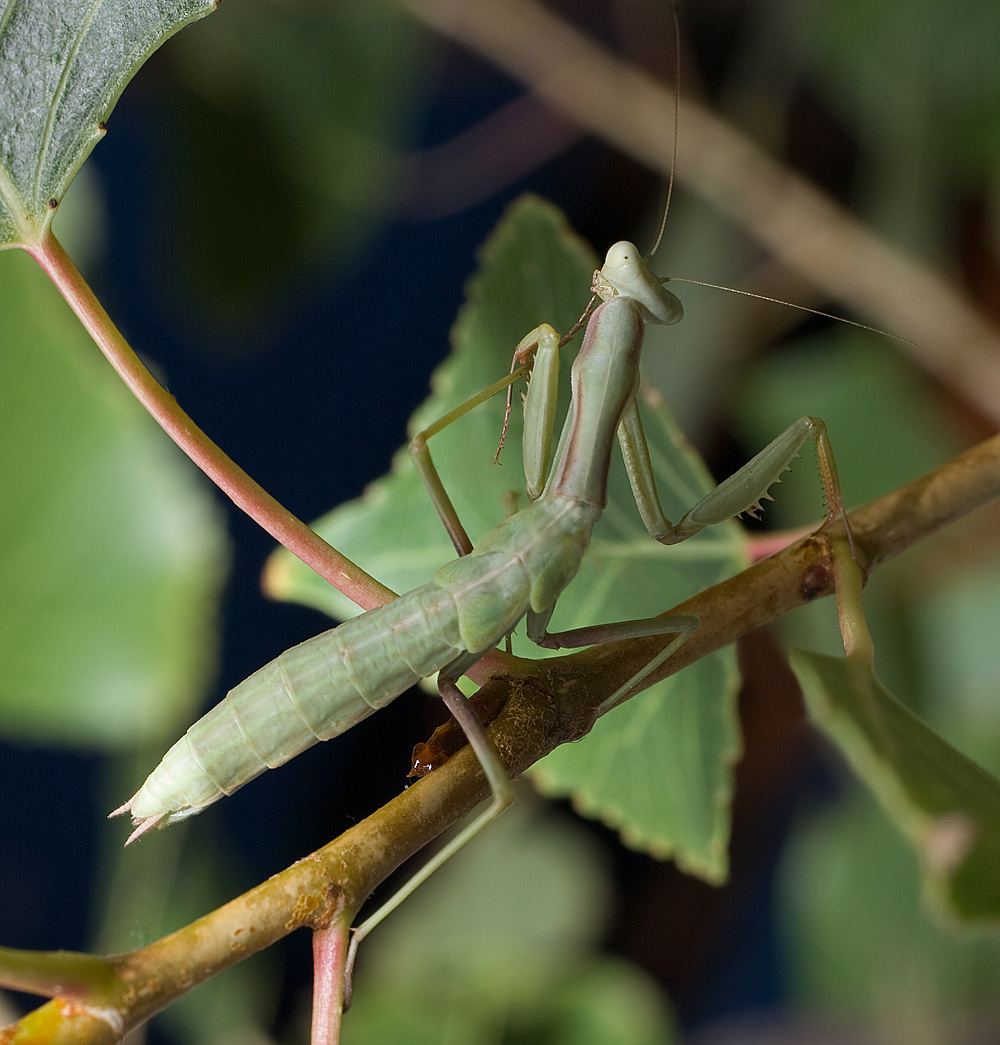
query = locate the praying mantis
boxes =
[112,191,848,966]
[108,0,854,968]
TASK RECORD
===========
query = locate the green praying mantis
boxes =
[112,204,850,968]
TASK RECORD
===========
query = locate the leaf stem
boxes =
[311,921,351,1045]
[26,233,395,612]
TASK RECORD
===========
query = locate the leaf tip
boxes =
[261,548,294,599]
[921,812,976,877]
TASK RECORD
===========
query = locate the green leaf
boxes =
[0,249,228,747]
[0,0,217,248]
[792,647,1000,926]
[782,793,1000,1019]
[266,196,747,883]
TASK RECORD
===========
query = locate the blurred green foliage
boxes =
[344,796,680,1045]
[4,0,1000,1041]
[0,246,227,746]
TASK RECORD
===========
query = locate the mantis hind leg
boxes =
[527,606,701,716]
[344,651,514,1006]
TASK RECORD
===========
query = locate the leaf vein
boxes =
[32,0,106,204]
[0,1,17,45]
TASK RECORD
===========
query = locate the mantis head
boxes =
[594,240,683,326]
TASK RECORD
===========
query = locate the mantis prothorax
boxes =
[111,230,848,984]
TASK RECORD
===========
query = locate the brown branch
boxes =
[395,0,1000,425]
[8,432,1000,1043]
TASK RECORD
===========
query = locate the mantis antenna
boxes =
[665,276,915,346]
[495,0,681,465]
[645,1,906,345]
[646,0,682,261]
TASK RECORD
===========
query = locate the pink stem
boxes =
[28,234,395,612]
[746,525,812,563]
[311,924,350,1045]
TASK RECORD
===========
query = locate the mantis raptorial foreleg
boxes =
[619,406,847,546]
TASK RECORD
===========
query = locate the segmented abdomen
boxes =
[127,579,468,825]
[122,494,598,834]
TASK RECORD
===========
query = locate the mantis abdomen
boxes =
[122,495,600,835]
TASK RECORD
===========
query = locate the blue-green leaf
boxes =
[793,647,1000,926]
[0,0,217,247]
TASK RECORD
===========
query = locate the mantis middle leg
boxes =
[343,648,514,1006]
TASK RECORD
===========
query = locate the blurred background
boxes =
[3,0,1000,1041]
